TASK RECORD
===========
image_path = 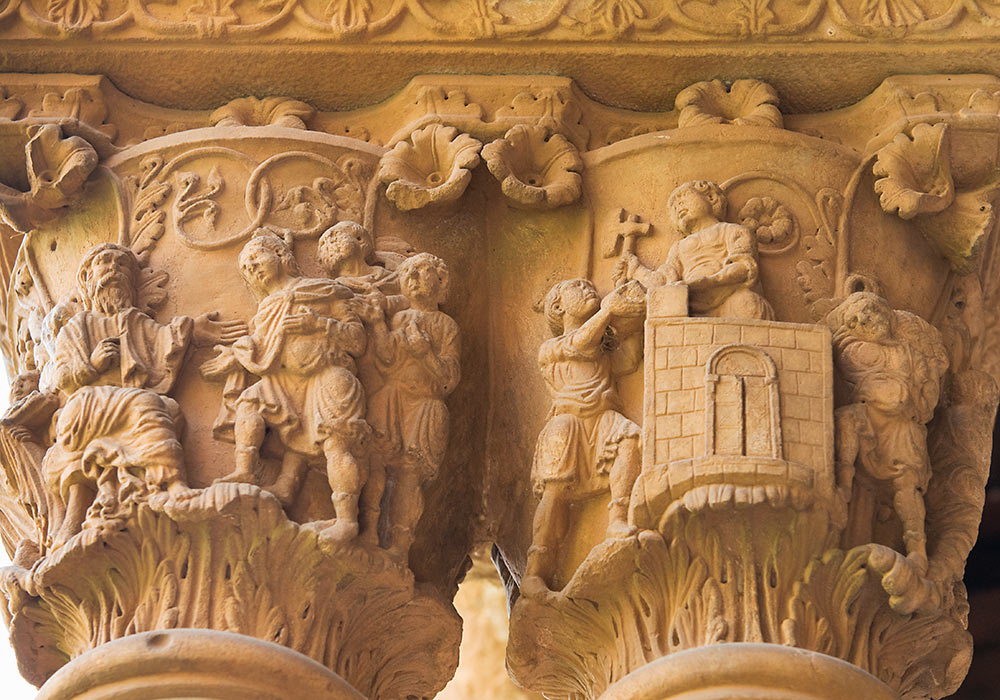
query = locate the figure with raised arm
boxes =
[522,279,644,596]
[617,180,774,320]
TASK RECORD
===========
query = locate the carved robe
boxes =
[46,307,193,395]
[661,222,774,320]
[530,330,639,497]
[42,386,184,507]
[367,309,460,478]
[217,278,368,456]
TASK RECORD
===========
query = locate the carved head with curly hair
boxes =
[239,232,302,300]
[543,278,600,337]
[666,180,727,236]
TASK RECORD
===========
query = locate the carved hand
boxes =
[404,322,432,355]
[357,292,388,325]
[90,337,120,373]
[200,346,239,379]
[193,311,249,347]
[612,253,641,286]
[282,309,321,335]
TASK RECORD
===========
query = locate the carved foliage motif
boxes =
[0,130,464,696]
[676,80,783,129]
[377,124,482,210]
[0,483,461,697]
[481,125,584,209]
[873,121,1000,273]
[1,72,1000,700]
[5,0,1000,39]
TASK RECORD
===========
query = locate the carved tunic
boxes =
[662,222,773,320]
[838,337,937,484]
[531,332,639,495]
[224,278,368,455]
[368,308,460,476]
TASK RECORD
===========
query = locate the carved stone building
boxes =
[0,6,998,700]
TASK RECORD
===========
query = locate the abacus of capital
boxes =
[0,11,999,700]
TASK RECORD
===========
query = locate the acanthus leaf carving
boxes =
[211,96,316,129]
[28,87,116,140]
[873,122,954,219]
[873,121,999,272]
[125,155,171,256]
[45,0,105,31]
[0,123,98,233]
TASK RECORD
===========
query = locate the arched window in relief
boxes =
[704,344,782,459]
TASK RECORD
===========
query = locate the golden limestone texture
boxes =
[0,65,995,700]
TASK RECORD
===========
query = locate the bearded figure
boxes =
[40,242,244,549]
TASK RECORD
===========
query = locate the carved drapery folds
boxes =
[0,72,997,700]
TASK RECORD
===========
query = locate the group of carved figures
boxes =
[525,179,953,593]
[2,220,459,564]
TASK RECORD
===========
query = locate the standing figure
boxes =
[523,279,643,596]
[617,180,773,320]
[828,292,948,574]
[317,221,403,547]
[365,253,460,561]
[202,234,370,542]
[317,221,398,296]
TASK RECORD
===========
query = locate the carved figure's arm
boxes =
[611,332,643,378]
[568,306,615,353]
[326,316,367,357]
[423,315,461,397]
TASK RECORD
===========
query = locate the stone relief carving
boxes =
[827,291,949,574]
[4,0,1000,40]
[377,124,482,210]
[202,233,370,542]
[481,125,584,209]
[0,71,997,700]
[0,123,97,233]
[522,279,644,596]
[30,242,244,550]
[616,180,775,320]
[0,116,466,696]
[363,252,461,561]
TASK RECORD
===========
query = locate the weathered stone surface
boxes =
[0,57,995,700]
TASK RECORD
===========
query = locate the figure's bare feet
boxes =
[216,469,257,485]
[519,575,552,600]
[606,520,637,539]
[321,519,359,544]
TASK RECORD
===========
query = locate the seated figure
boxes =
[40,243,243,548]
[618,180,774,320]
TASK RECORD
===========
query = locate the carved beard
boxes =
[90,274,134,315]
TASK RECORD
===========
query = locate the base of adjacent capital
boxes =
[34,629,366,700]
[599,643,899,700]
